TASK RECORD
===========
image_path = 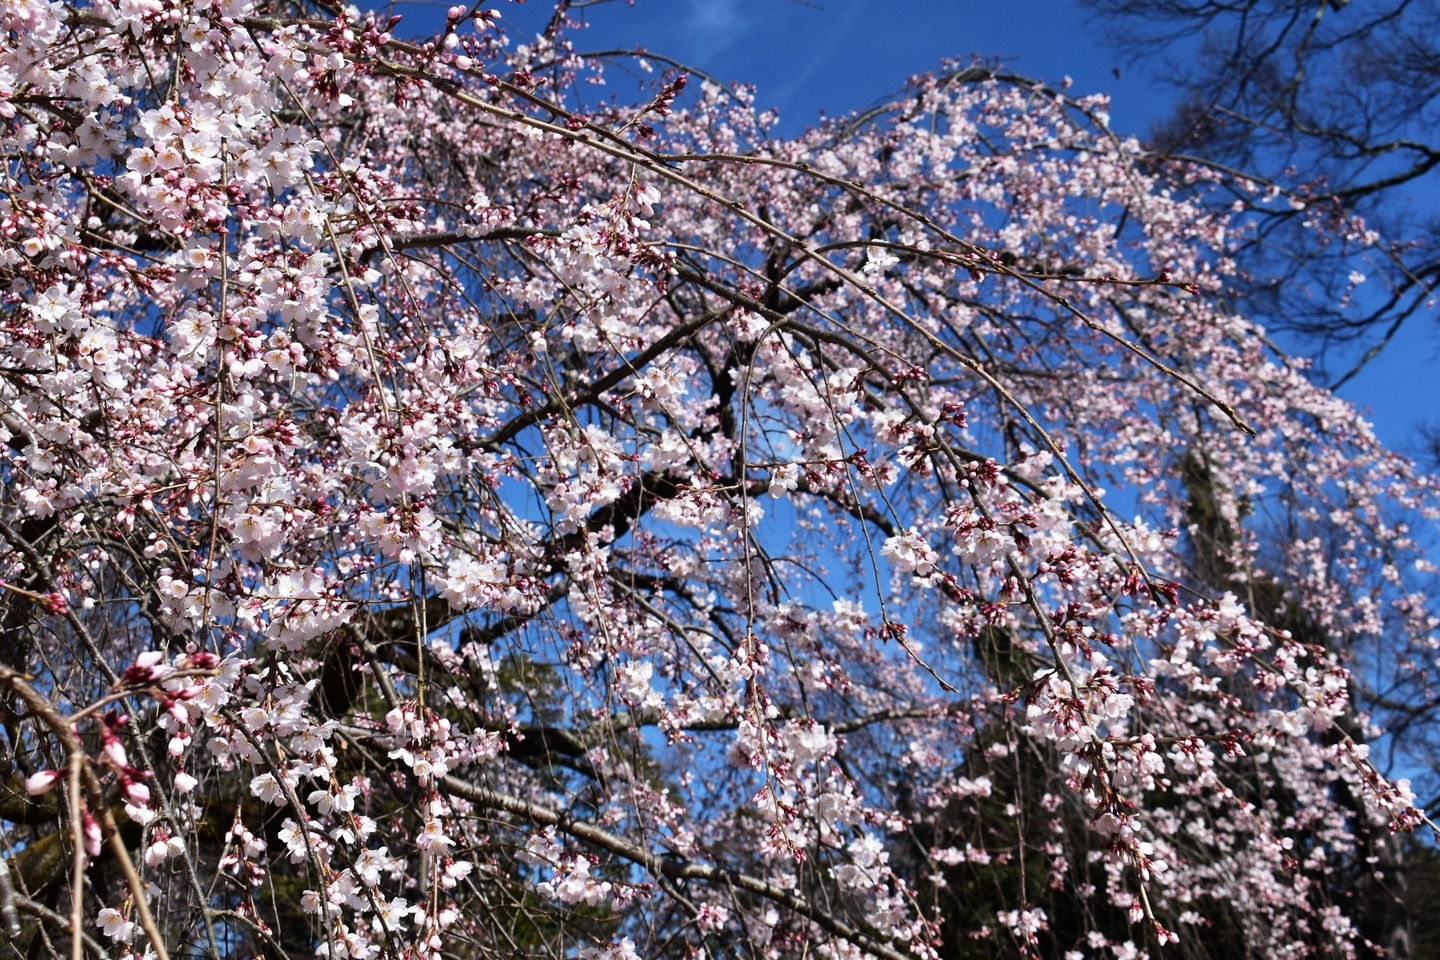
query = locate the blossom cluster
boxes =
[0,2,1435,959]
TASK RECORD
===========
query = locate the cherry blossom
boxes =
[0,2,1436,959]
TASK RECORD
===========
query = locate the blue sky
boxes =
[400,0,1438,453]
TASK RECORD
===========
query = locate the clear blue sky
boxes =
[399,0,1438,453]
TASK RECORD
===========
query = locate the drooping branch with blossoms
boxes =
[1,1,1438,960]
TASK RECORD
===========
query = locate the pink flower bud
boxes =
[103,739,129,769]
[82,811,102,857]
[25,769,61,795]
[120,651,168,686]
[183,651,219,670]
[122,779,151,806]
